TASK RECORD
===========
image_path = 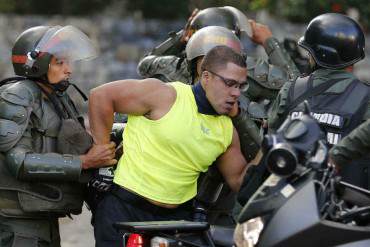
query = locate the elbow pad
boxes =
[264,37,300,81]
[7,148,82,181]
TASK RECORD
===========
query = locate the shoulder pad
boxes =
[0,98,29,124]
[276,81,293,114]
[0,119,25,152]
[249,58,287,90]
[0,80,39,107]
[248,102,267,119]
[360,80,370,86]
[246,57,258,70]
[137,55,191,84]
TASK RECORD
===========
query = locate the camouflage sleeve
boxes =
[149,30,185,56]
[362,100,370,121]
[264,37,300,80]
[267,80,293,132]
[231,95,269,161]
[137,55,191,84]
[245,37,299,97]
[330,119,370,166]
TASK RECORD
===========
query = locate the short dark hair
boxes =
[201,45,246,73]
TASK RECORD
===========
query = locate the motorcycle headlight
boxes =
[234,217,264,247]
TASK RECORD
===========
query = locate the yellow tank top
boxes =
[114,82,233,204]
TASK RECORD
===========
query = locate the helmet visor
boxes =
[222,6,252,37]
[35,25,98,62]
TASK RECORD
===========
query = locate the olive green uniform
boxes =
[268,69,370,131]
[330,119,370,166]
[0,79,91,247]
[268,69,370,190]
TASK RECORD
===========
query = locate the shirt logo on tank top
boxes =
[201,124,210,135]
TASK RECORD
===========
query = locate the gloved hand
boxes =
[85,166,115,218]
[88,166,115,192]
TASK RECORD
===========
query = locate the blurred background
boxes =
[0,0,369,246]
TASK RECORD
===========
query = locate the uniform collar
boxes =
[192,82,219,115]
[312,68,358,93]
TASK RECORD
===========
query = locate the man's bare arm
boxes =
[217,128,250,192]
[88,78,175,144]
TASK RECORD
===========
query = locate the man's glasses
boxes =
[208,70,248,92]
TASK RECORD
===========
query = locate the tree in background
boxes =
[249,0,369,30]
[0,0,113,15]
[0,0,368,31]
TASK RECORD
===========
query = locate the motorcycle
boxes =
[234,102,370,247]
[114,102,370,247]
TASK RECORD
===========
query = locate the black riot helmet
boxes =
[190,6,252,38]
[12,25,97,79]
[298,13,365,69]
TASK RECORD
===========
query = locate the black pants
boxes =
[94,184,193,247]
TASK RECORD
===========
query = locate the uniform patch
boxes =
[291,111,344,128]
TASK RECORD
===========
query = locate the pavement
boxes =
[59,205,95,247]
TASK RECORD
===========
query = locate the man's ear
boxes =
[201,70,209,86]
[201,70,210,82]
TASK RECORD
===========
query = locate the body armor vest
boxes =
[288,75,370,189]
[0,79,91,218]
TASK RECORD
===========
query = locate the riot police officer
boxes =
[0,25,116,246]
[268,13,370,189]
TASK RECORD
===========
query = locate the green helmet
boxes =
[186,26,242,61]
[12,26,52,78]
[12,25,97,78]
[221,6,252,37]
[185,26,243,82]
[190,6,251,38]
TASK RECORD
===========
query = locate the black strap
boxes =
[285,76,346,115]
[59,96,79,121]
[70,83,88,101]
[0,76,27,87]
[36,84,69,119]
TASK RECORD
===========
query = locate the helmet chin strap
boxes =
[39,75,88,101]
[50,79,70,92]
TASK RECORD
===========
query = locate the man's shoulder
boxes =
[0,79,40,107]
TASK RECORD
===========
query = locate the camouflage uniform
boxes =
[330,119,370,167]
[268,69,370,131]
[268,68,370,190]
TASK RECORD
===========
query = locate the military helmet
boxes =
[12,26,52,77]
[221,6,252,37]
[186,26,242,61]
[190,7,251,38]
[298,13,365,69]
[12,25,97,78]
